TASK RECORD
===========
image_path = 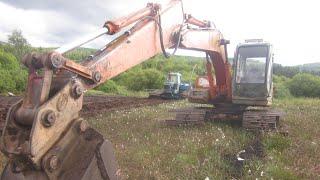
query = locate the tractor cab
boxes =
[149,72,190,99]
[164,72,182,94]
[232,39,274,106]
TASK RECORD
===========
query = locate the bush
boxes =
[0,48,27,93]
[116,68,164,91]
[129,69,165,91]
[96,80,120,94]
[0,70,16,92]
[273,75,292,98]
[274,83,291,99]
[113,55,205,91]
[288,73,320,97]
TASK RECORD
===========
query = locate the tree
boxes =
[288,73,320,97]
[7,29,31,59]
[96,80,120,93]
[118,68,165,91]
[0,48,27,93]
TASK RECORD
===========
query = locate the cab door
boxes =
[232,43,273,106]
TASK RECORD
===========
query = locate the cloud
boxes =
[1,0,160,25]
[0,0,319,65]
[1,0,112,25]
[0,2,99,46]
[0,0,161,47]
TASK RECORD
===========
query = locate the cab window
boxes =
[236,46,268,84]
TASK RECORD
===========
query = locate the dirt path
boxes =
[81,95,168,117]
[0,95,168,130]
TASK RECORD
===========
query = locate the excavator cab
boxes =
[232,40,274,106]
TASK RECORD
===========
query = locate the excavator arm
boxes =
[0,1,231,179]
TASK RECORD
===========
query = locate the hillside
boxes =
[297,62,320,72]
[0,41,7,45]
[274,62,320,77]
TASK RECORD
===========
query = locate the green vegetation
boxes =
[274,63,320,77]
[0,30,319,179]
[96,80,121,94]
[288,73,320,97]
[298,62,320,75]
[64,48,96,61]
[273,73,320,98]
[1,29,320,99]
[114,68,165,91]
[0,90,319,179]
[0,48,27,93]
[94,80,149,97]
[5,29,31,60]
[110,55,206,92]
[82,98,320,179]
[273,75,292,98]
[0,30,207,95]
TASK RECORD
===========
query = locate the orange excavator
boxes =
[169,39,281,127]
[0,1,280,179]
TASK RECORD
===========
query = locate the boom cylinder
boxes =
[55,27,109,54]
[104,3,160,35]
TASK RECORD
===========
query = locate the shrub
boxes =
[118,68,165,91]
[0,48,27,93]
[288,73,320,97]
[0,70,16,92]
[274,83,291,99]
[273,75,292,98]
[96,80,120,94]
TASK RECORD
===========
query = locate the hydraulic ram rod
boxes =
[55,27,109,54]
[55,2,162,54]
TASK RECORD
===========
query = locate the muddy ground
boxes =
[0,95,168,130]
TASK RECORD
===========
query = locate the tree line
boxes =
[1,30,320,98]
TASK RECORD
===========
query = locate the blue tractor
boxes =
[149,72,191,99]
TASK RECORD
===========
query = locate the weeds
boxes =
[87,98,320,179]
[0,98,319,179]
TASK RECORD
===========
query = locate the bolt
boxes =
[72,83,83,98]
[79,119,89,133]
[75,86,83,96]
[48,155,59,171]
[42,111,56,127]
[93,71,102,83]
[51,54,64,68]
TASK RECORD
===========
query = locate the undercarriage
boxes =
[166,104,283,131]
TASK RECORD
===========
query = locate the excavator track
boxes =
[242,110,282,131]
[166,106,282,131]
[165,107,207,126]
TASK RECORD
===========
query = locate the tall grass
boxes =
[86,98,320,179]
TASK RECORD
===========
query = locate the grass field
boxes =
[0,98,319,179]
[87,98,320,179]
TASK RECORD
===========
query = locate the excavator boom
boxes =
[0,1,231,179]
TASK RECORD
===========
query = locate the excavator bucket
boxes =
[1,116,119,180]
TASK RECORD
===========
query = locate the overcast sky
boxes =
[0,0,319,66]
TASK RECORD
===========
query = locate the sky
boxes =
[0,0,319,66]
